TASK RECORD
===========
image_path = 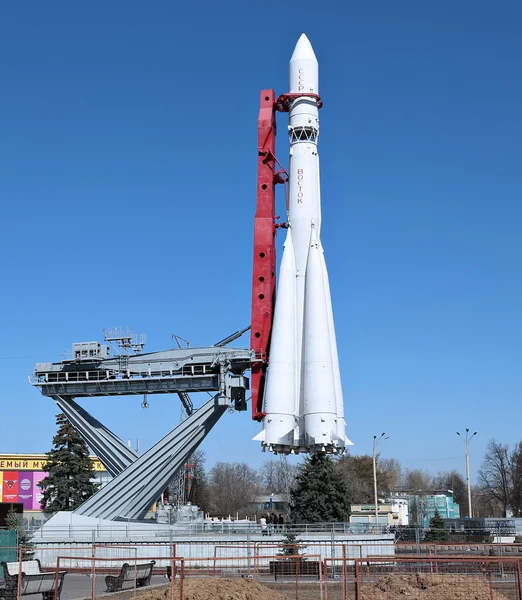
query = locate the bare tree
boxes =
[260,459,278,493]
[478,440,511,517]
[431,470,468,516]
[336,454,400,504]
[399,469,433,525]
[279,457,299,501]
[379,458,402,491]
[260,457,298,496]
[402,469,433,492]
[336,454,375,504]
[431,471,449,489]
[510,441,522,517]
[188,450,208,510]
[207,462,261,517]
[472,484,504,518]
[409,495,430,526]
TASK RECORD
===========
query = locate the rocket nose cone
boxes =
[290,33,317,63]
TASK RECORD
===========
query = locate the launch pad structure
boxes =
[30,34,348,522]
[249,88,325,424]
[29,89,286,522]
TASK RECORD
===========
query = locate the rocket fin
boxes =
[253,430,265,442]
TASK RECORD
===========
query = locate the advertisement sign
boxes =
[2,472,19,502]
[32,473,47,510]
[17,472,34,509]
[0,471,48,510]
[0,455,105,472]
[0,454,105,512]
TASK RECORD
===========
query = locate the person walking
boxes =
[278,513,284,531]
[266,512,273,535]
[260,516,268,535]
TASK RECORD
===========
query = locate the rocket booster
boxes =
[255,35,351,454]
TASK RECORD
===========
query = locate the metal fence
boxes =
[25,522,522,542]
[26,521,396,539]
[397,541,522,557]
[4,544,522,599]
[345,556,522,600]
[30,540,392,569]
[0,530,17,564]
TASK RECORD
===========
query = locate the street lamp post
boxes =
[456,428,477,518]
[373,433,389,530]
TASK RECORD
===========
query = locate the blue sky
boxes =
[1,1,521,483]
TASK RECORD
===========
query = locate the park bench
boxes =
[0,559,66,600]
[105,561,156,592]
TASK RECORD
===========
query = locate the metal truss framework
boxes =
[31,346,255,520]
[250,89,282,422]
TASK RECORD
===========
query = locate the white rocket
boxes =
[254,34,352,454]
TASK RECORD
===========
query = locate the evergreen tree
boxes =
[6,507,34,560]
[277,531,303,556]
[38,413,99,514]
[424,509,449,542]
[289,453,350,523]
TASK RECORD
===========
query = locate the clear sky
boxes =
[1,2,521,483]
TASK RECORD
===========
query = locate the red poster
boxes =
[3,471,19,502]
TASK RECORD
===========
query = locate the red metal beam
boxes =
[275,92,323,112]
[250,90,278,421]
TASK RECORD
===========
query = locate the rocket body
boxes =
[255,35,351,454]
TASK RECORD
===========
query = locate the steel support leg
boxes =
[53,395,137,477]
[75,395,227,520]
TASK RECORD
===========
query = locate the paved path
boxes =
[60,574,169,600]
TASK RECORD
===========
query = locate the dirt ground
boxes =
[134,578,288,600]
[360,574,510,600]
[129,574,513,600]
